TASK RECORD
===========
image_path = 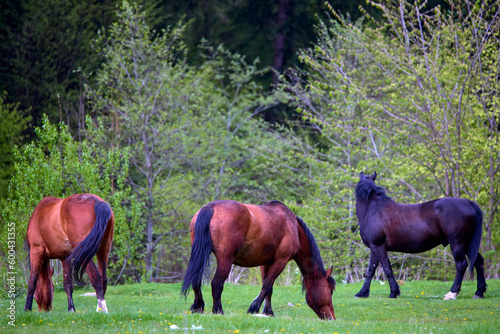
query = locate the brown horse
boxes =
[181,200,336,320]
[24,193,114,312]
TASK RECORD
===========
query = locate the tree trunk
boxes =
[273,0,290,84]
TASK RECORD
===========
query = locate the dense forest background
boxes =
[1,0,499,289]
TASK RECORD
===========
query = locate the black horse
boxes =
[354,171,486,300]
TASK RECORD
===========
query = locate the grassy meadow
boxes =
[2,279,499,334]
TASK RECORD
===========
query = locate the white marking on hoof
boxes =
[443,291,458,300]
[96,299,108,313]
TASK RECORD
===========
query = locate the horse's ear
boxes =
[359,172,365,180]
[326,265,333,277]
[371,171,377,181]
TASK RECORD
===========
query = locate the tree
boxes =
[280,0,500,279]
[91,1,312,282]
[345,0,500,278]
[277,18,383,278]
[0,0,119,131]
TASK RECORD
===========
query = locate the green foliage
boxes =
[0,92,31,198]
[0,115,142,283]
[193,40,309,203]
[90,1,313,282]
[278,18,383,276]
[280,0,500,279]
[2,0,497,287]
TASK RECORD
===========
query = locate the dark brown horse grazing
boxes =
[181,200,336,320]
[354,172,486,300]
[24,194,114,312]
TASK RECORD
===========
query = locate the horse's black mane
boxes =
[264,200,285,206]
[296,216,325,274]
[355,179,390,202]
[296,216,336,292]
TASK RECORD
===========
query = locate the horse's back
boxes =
[27,194,112,260]
[362,197,479,253]
[193,199,300,267]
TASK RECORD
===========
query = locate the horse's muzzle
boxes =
[319,306,336,320]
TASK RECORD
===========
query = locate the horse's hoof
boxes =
[472,294,484,299]
[191,308,204,314]
[354,293,368,298]
[443,291,458,300]
[212,306,225,315]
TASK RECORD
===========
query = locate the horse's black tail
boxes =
[71,200,112,283]
[181,204,214,297]
[467,200,483,276]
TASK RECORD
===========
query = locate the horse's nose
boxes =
[320,306,336,320]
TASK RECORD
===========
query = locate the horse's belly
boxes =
[387,237,442,253]
[42,234,73,258]
[233,243,277,267]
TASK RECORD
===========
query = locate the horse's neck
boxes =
[355,201,369,224]
[356,198,391,224]
[293,227,319,281]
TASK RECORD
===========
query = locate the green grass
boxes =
[2,279,499,333]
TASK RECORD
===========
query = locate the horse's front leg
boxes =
[62,259,75,311]
[247,261,287,315]
[262,291,274,316]
[211,259,233,315]
[254,265,275,316]
[355,252,379,298]
[373,246,400,298]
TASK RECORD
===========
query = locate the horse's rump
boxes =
[24,193,114,312]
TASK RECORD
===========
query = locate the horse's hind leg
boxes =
[62,259,75,311]
[190,282,205,313]
[355,252,379,298]
[211,258,233,315]
[446,246,468,300]
[24,250,43,311]
[85,260,108,313]
[96,232,112,297]
[473,253,487,299]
